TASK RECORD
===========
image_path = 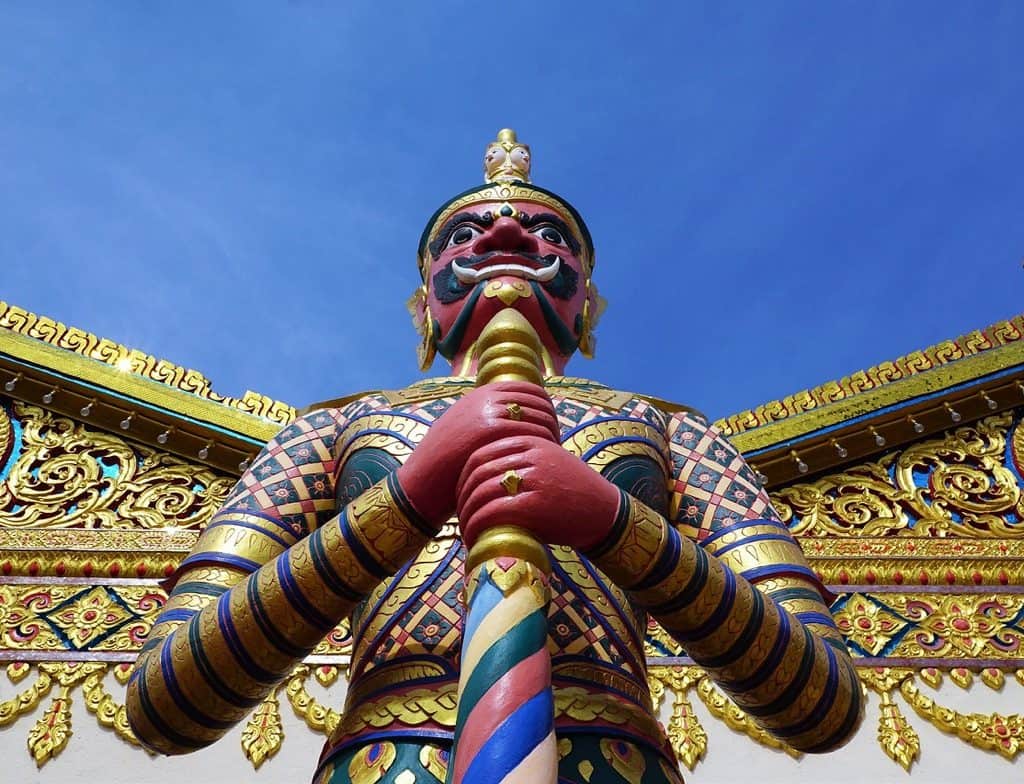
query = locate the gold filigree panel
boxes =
[0,400,234,529]
[773,413,1024,537]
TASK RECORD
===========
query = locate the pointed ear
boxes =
[406,285,429,335]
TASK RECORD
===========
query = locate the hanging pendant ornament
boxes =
[407,284,437,371]
[578,279,605,359]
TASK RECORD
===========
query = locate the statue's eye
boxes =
[448,226,479,247]
[537,227,564,245]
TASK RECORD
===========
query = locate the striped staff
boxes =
[448,308,558,784]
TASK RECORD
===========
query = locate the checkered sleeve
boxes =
[588,411,863,752]
[126,406,435,756]
[666,411,843,643]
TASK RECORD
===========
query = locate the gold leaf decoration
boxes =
[0,402,233,529]
[876,689,920,771]
[82,667,140,748]
[981,668,1005,691]
[0,666,53,727]
[775,414,1022,538]
[919,667,943,689]
[0,301,295,424]
[6,661,31,684]
[693,672,800,759]
[901,677,1024,760]
[242,688,283,769]
[314,665,340,688]
[648,667,708,770]
[717,316,1024,437]
[285,665,342,736]
[949,668,975,689]
[27,689,73,767]
[665,684,707,771]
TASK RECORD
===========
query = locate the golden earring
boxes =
[578,279,602,359]
[417,312,437,370]
[407,285,437,371]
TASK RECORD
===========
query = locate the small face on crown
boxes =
[484,129,531,183]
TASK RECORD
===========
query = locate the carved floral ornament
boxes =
[0,400,233,530]
[2,384,1024,769]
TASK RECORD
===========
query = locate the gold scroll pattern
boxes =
[0,302,296,425]
[773,413,1024,538]
[717,316,1024,437]
[5,661,1024,772]
[0,401,235,529]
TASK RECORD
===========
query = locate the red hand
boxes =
[455,435,622,551]
[396,382,559,529]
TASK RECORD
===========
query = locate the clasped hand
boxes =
[396,381,620,551]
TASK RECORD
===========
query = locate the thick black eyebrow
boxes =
[518,212,582,256]
[428,211,494,259]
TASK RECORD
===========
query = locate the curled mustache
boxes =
[451,253,559,284]
[432,253,578,304]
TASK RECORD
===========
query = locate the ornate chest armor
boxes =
[326,381,675,760]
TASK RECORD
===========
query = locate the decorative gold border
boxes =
[3,661,1021,771]
[0,302,294,431]
[720,316,1024,448]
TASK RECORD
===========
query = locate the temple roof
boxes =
[2,299,1022,486]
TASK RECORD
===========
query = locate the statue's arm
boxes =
[125,408,434,755]
[589,410,863,753]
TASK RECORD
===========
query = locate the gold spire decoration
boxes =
[484,128,531,183]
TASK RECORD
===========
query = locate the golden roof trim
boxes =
[0,301,294,432]
[718,315,1024,448]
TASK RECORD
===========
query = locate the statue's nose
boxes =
[473,217,538,255]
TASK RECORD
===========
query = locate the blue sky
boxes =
[2,3,1021,420]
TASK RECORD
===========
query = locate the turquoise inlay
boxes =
[0,404,24,483]
[99,456,119,479]
[1005,413,1024,485]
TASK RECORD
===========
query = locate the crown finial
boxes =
[484,128,531,183]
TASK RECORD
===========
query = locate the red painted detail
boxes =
[494,556,517,571]
[451,648,551,782]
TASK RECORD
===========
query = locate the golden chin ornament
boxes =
[482,278,532,305]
